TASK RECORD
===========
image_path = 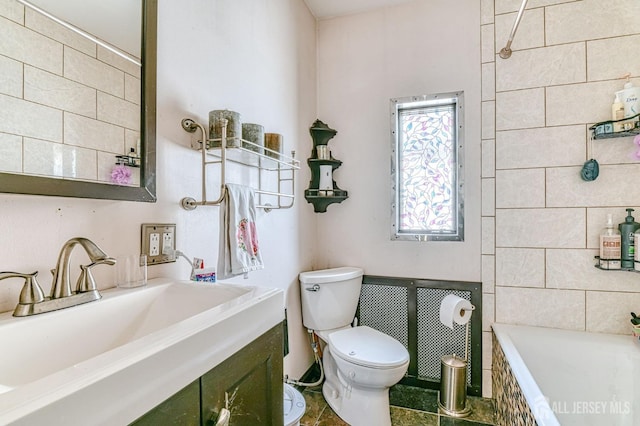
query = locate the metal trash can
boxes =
[438,354,471,417]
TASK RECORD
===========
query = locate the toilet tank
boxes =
[299,267,364,331]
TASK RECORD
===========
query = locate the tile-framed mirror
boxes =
[0,0,157,202]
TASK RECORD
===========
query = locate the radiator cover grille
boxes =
[416,288,471,384]
[359,285,409,348]
[357,276,481,395]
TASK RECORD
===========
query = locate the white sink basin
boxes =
[0,278,283,425]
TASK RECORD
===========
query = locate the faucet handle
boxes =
[76,258,116,293]
[0,271,46,305]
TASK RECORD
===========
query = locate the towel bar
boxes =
[180,117,299,212]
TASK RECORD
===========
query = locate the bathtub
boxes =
[492,323,640,426]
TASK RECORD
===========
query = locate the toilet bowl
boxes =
[326,326,409,388]
[317,326,409,426]
[284,383,306,426]
[299,267,410,426]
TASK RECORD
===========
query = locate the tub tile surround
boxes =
[482,178,496,216]
[481,139,496,178]
[495,248,545,288]
[496,43,586,92]
[496,125,586,169]
[0,0,140,185]
[481,0,495,25]
[491,334,537,426]
[482,255,496,294]
[494,7,544,52]
[495,0,577,15]
[481,25,495,64]
[495,169,545,208]
[496,286,586,330]
[481,101,496,139]
[481,0,640,400]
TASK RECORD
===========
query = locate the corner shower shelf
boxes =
[179,118,299,211]
[594,256,640,273]
[590,114,640,140]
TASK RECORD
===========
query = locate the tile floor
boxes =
[299,384,495,426]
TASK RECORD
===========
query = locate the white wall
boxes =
[482,0,640,397]
[0,0,317,380]
[315,0,482,280]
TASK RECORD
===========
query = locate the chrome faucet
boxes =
[0,237,115,317]
[50,237,115,299]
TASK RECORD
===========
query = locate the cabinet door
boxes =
[201,324,284,426]
[130,379,200,426]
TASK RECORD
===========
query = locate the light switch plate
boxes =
[141,223,176,264]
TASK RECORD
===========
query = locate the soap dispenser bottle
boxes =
[600,214,621,270]
[618,208,640,269]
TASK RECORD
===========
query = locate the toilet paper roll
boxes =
[439,294,474,330]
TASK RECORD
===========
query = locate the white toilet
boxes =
[299,267,409,426]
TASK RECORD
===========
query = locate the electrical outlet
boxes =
[149,233,160,256]
[162,231,174,255]
[141,223,177,264]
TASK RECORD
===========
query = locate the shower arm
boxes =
[499,0,529,59]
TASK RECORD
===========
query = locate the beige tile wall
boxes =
[482,0,640,398]
[0,0,140,185]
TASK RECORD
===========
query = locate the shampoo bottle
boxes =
[616,74,640,129]
[612,94,625,132]
[618,208,640,269]
[600,214,621,270]
[634,228,640,271]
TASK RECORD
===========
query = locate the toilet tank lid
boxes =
[299,267,364,284]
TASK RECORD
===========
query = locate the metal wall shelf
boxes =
[180,118,299,211]
[590,114,640,140]
[594,256,640,272]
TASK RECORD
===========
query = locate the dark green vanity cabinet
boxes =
[201,324,284,425]
[130,379,201,425]
[131,324,284,426]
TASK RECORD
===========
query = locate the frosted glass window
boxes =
[390,93,464,241]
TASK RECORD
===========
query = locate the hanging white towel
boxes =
[217,183,264,280]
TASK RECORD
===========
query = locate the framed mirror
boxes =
[0,0,157,202]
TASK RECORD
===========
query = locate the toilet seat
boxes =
[328,326,409,369]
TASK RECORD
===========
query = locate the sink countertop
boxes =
[0,278,284,425]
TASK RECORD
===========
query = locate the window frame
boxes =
[390,92,465,242]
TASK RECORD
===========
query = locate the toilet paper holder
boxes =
[457,305,474,362]
[438,296,475,418]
